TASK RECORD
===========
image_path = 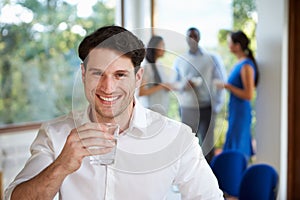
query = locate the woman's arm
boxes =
[138,81,165,96]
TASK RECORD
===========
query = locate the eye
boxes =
[115,72,127,79]
[92,71,102,76]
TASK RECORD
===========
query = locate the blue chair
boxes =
[239,164,279,200]
[210,150,248,197]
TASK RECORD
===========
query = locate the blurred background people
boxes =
[216,30,259,161]
[173,27,226,163]
[138,36,172,115]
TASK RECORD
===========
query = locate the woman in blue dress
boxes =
[217,30,259,160]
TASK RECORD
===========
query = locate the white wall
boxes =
[0,129,38,197]
[256,0,288,199]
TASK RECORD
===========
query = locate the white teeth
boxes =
[100,96,118,102]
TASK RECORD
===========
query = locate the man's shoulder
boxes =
[175,51,190,59]
[145,108,191,131]
[151,112,194,136]
[41,110,84,130]
[173,52,192,68]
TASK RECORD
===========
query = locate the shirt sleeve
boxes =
[172,57,188,90]
[173,58,181,82]
[174,137,224,200]
[4,125,55,200]
[211,54,227,113]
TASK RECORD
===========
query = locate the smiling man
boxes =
[5,25,223,200]
[82,48,140,125]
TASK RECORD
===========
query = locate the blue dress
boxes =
[223,58,256,159]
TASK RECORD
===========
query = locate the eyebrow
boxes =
[87,67,103,72]
[87,67,132,74]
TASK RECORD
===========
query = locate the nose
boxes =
[98,75,116,93]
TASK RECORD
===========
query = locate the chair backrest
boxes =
[239,164,279,200]
[210,150,248,197]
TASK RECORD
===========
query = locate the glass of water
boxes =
[89,123,119,165]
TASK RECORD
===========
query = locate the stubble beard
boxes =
[93,95,134,122]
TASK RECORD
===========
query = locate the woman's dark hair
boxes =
[230,30,259,86]
[78,25,145,73]
[145,36,163,63]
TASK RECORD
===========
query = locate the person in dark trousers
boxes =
[173,27,226,163]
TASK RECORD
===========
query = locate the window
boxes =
[0,0,116,126]
[154,0,233,50]
[152,0,257,148]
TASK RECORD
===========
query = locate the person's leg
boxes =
[204,111,217,163]
[197,106,214,163]
[180,107,200,134]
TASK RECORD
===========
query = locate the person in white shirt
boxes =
[5,25,224,200]
[173,27,226,163]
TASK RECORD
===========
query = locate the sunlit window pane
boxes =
[0,0,115,126]
[154,0,233,49]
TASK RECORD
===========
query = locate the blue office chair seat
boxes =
[239,163,279,200]
[210,150,248,197]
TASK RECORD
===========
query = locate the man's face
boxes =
[81,48,143,122]
[187,30,200,52]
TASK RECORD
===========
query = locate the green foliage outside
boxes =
[0,0,115,125]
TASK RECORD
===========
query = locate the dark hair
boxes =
[187,27,200,38]
[78,25,146,73]
[145,35,163,63]
[230,30,259,86]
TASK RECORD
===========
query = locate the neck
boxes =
[236,51,247,60]
[189,49,197,54]
[89,102,134,133]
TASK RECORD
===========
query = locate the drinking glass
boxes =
[89,123,119,165]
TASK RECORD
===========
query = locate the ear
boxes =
[135,67,144,87]
[81,63,86,83]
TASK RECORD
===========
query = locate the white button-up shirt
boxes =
[5,100,223,200]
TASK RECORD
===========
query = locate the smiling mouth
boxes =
[99,96,118,102]
[96,95,119,105]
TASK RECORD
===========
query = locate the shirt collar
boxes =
[189,47,203,56]
[125,98,148,136]
[79,98,148,137]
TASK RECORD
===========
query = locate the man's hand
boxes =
[55,123,116,174]
[11,122,116,200]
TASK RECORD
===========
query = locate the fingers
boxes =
[55,123,117,174]
[76,123,115,140]
[81,137,116,149]
[74,123,117,152]
[54,131,88,174]
[213,79,226,89]
[88,147,114,155]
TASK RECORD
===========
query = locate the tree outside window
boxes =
[0,0,115,126]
